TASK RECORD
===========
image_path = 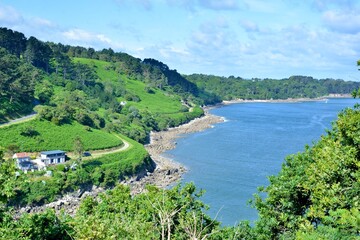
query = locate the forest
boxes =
[185,74,360,100]
[0,27,359,239]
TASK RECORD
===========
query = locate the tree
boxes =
[0,27,26,58]
[73,136,84,164]
[35,80,54,104]
[0,48,38,117]
[24,36,52,71]
[0,150,17,204]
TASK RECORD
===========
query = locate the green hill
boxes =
[0,119,121,152]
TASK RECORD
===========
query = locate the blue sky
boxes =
[1,0,360,80]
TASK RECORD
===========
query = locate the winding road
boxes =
[0,113,131,158]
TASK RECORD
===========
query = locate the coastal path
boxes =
[67,134,131,160]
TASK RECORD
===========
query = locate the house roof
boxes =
[13,152,30,158]
[41,150,66,155]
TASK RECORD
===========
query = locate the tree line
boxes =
[185,74,360,100]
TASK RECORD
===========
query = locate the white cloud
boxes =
[62,28,123,50]
[114,0,153,10]
[30,17,56,28]
[63,29,94,41]
[166,0,240,11]
[0,4,23,25]
[312,0,357,11]
[322,10,360,34]
[188,20,238,58]
[0,4,59,41]
[241,20,259,32]
[198,0,239,10]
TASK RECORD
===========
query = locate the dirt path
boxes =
[0,113,37,128]
[66,135,131,160]
[90,135,131,158]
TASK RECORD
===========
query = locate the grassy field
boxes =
[0,119,122,152]
[123,78,183,114]
[75,58,184,114]
[83,135,151,181]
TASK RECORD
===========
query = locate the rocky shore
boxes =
[139,111,224,191]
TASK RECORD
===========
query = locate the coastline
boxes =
[127,111,224,194]
[221,94,352,105]
[127,94,353,193]
[17,94,353,215]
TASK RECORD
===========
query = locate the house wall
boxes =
[41,153,65,165]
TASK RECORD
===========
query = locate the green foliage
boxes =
[0,119,121,152]
[0,209,72,240]
[34,80,54,104]
[0,47,39,121]
[71,183,221,240]
[0,27,26,58]
[73,135,84,162]
[0,151,18,204]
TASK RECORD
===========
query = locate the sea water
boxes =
[165,98,359,226]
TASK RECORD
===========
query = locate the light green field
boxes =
[123,79,182,114]
[74,58,183,114]
[0,119,122,152]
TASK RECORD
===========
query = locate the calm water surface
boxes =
[165,98,359,226]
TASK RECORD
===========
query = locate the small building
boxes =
[40,150,66,165]
[13,152,35,171]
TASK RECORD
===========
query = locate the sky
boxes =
[0,0,360,80]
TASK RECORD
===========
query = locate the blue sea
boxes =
[165,98,359,226]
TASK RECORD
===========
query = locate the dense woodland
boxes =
[0,27,359,239]
[186,74,360,100]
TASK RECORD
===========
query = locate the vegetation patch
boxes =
[123,78,183,114]
[7,135,151,206]
[0,119,121,152]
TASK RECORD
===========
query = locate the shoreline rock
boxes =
[138,111,224,192]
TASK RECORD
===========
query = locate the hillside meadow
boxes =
[74,58,186,114]
[0,119,122,152]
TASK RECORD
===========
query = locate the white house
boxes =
[13,152,35,171]
[40,150,66,165]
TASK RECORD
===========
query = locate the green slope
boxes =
[0,119,121,152]
[74,58,184,114]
